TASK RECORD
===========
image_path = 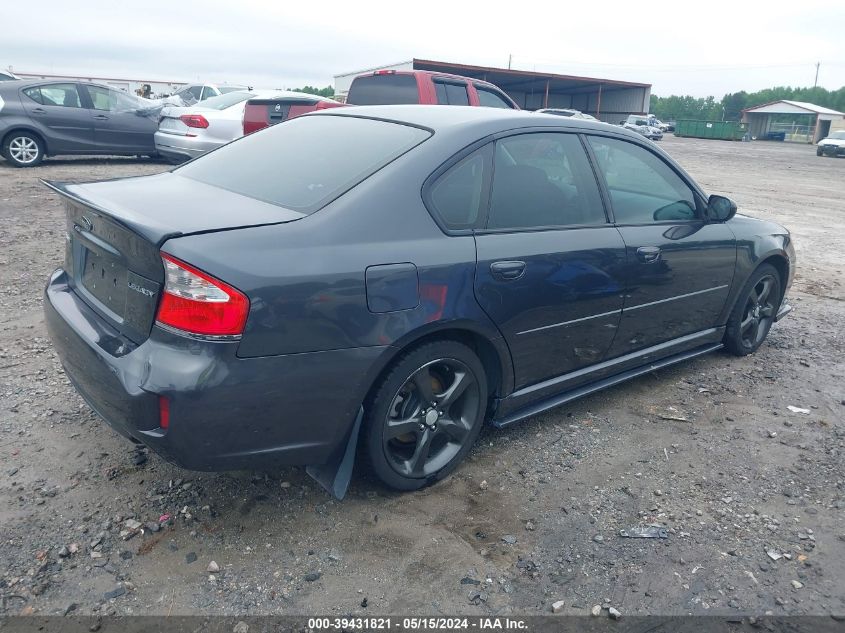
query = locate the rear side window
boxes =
[434,81,470,106]
[23,87,43,104]
[27,84,81,108]
[347,74,419,105]
[488,133,606,230]
[476,87,514,109]
[428,147,489,230]
[177,115,431,213]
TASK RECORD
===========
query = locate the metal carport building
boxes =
[742,100,845,143]
[334,59,651,123]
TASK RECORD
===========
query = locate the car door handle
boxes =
[490,260,526,281]
[31,107,46,115]
[636,246,661,263]
[93,114,109,120]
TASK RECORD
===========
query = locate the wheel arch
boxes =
[2,126,49,157]
[361,322,515,418]
[720,249,791,326]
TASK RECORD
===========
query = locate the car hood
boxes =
[820,137,845,147]
[43,173,305,245]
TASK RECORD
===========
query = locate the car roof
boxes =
[319,104,629,136]
[360,69,502,88]
[0,78,128,93]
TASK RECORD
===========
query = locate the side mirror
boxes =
[707,194,737,222]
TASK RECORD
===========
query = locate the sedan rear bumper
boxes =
[45,268,384,471]
[154,131,223,161]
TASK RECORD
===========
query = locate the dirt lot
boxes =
[0,138,843,619]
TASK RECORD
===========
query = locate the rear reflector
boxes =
[156,254,249,337]
[180,114,210,129]
[158,396,170,430]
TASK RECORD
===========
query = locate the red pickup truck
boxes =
[347,70,518,109]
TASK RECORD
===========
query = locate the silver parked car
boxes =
[0,79,158,167]
[154,90,325,162]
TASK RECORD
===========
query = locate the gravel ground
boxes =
[0,139,843,619]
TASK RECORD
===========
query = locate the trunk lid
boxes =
[45,175,304,344]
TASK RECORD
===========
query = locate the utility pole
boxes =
[814,62,820,88]
[508,54,512,70]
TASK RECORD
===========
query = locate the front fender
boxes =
[717,216,794,324]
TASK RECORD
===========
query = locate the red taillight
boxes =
[155,253,249,337]
[158,396,170,430]
[243,103,268,135]
[179,114,209,129]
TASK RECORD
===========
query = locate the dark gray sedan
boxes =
[0,79,157,166]
[43,106,794,496]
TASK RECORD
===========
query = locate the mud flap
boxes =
[306,407,363,500]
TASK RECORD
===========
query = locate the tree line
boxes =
[650,85,845,122]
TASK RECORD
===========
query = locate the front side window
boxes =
[32,83,81,108]
[177,115,431,213]
[588,136,698,224]
[434,81,469,106]
[187,86,203,101]
[428,148,488,230]
[476,87,514,109]
[487,133,606,230]
[87,86,146,111]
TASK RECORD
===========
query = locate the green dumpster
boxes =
[674,120,747,141]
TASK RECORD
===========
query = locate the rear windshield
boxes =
[176,115,431,213]
[199,91,254,110]
[347,74,419,105]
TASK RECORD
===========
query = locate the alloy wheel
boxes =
[383,358,481,478]
[9,136,40,165]
[740,274,776,347]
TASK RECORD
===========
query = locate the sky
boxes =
[4,0,845,98]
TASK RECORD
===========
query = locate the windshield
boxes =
[176,115,431,213]
[197,91,254,110]
[829,131,845,140]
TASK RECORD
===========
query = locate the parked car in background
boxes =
[168,83,248,105]
[347,70,518,109]
[44,105,794,498]
[623,115,663,141]
[535,108,600,122]
[242,92,344,135]
[155,89,277,162]
[0,70,20,81]
[816,130,845,157]
[1,79,158,166]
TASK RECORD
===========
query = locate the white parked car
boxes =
[623,115,663,141]
[166,83,248,105]
[0,69,20,81]
[154,90,325,162]
[816,130,845,157]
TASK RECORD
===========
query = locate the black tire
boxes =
[724,264,781,356]
[363,340,488,491]
[816,146,824,156]
[2,131,45,167]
